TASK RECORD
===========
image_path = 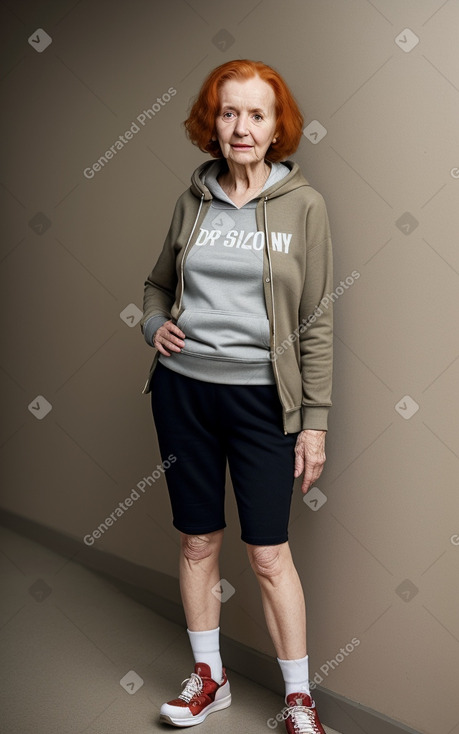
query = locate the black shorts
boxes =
[150,361,299,546]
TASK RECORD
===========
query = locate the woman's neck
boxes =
[218,160,271,197]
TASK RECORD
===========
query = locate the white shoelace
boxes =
[178,673,203,703]
[284,704,320,734]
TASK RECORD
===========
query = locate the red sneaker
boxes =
[283,692,326,734]
[159,662,231,727]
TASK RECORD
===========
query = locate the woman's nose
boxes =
[234,114,249,136]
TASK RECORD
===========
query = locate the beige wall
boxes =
[1,2,458,733]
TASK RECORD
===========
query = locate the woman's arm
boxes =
[140,197,183,346]
[298,191,334,431]
[295,191,333,493]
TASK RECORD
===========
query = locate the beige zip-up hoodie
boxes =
[140,159,333,434]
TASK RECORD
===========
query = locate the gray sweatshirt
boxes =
[146,160,290,384]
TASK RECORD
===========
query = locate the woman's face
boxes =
[215,75,278,166]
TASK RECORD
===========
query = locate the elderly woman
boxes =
[141,59,333,733]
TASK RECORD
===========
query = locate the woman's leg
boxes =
[246,541,306,660]
[247,541,327,731]
[179,529,225,631]
[159,529,231,726]
[179,530,226,684]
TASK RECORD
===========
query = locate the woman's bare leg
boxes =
[247,541,306,659]
[179,530,225,630]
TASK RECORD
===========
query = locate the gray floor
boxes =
[0,526,341,734]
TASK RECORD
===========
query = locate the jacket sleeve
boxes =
[299,192,333,431]
[140,196,183,346]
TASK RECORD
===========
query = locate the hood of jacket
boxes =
[189,159,311,202]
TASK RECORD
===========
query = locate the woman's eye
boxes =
[253,115,263,121]
[223,112,234,118]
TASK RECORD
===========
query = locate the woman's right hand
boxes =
[153,320,186,356]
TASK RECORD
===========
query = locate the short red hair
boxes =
[184,60,304,163]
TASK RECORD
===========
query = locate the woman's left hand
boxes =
[294,429,327,494]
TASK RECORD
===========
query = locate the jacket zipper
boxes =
[263,196,287,434]
[177,193,205,314]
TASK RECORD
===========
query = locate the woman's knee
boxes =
[181,530,223,562]
[247,543,287,579]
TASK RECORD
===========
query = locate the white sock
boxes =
[277,654,310,697]
[187,627,223,683]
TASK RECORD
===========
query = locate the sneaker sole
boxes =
[159,693,232,727]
